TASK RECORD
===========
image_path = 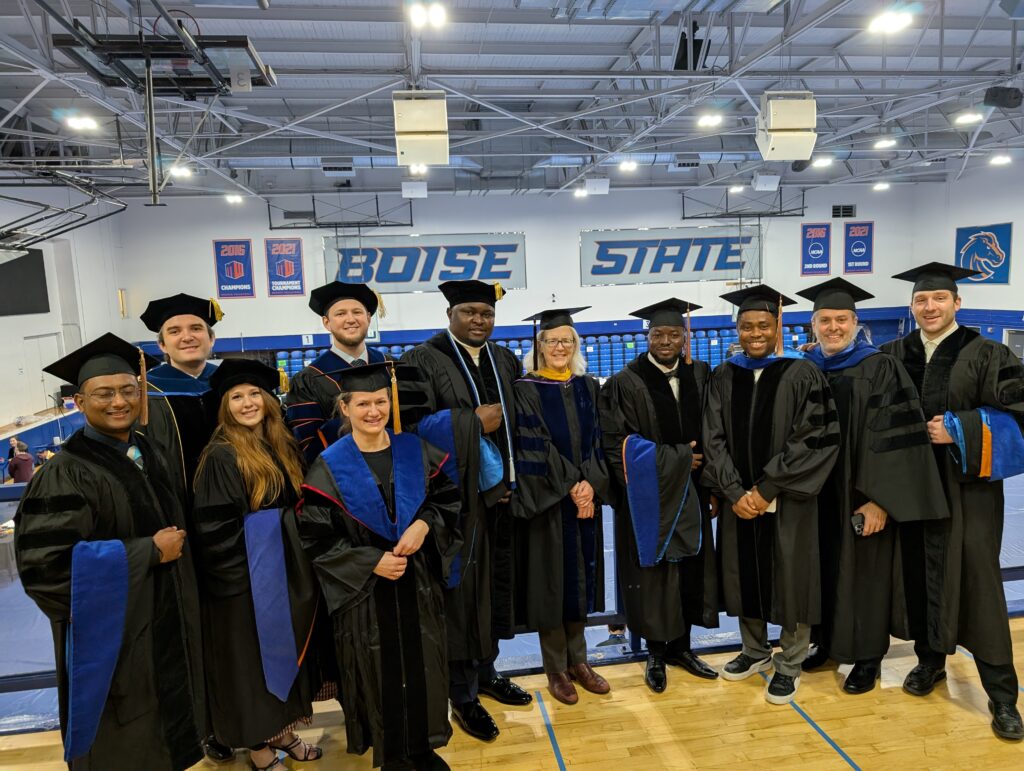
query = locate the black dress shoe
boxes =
[452,698,500,742]
[664,650,719,680]
[842,663,880,695]
[645,655,667,693]
[411,749,452,770]
[802,645,831,672]
[989,701,1024,741]
[902,663,946,696]
[202,736,234,763]
[479,674,533,706]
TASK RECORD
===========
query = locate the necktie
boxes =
[352,358,365,367]
[126,445,144,472]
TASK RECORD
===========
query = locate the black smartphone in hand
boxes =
[851,513,865,536]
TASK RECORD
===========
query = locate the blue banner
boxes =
[955,222,1011,284]
[213,239,255,298]
[265,237,305,297]
[579,225,757,287]
[801,222,831,276]
[843,221,874,274]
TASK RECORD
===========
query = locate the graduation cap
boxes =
[438,280,506,307]
[795,277,874,312]
[630,298,703,365]
[523,307,590,371]
[208,358,281,402]
[720,284,797,356]
[140,293,223,333]
[891,261,981,293]
[43,333,160,423]
[308,281,383,317]
[328,361,404,433]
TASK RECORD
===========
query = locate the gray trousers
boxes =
[538,621,587,674]
[740,617,812,677]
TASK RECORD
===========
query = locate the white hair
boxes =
[523,326,588,376]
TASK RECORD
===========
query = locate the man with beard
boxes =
[599,298,719,693]
[702,284,840,705]
[284,281,390,463]
[401,280,529,743]
[795,278,949,695]
[882,262,1024,740]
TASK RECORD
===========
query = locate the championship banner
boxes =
[265,237,305,297]
[323,232,527,293]
[579,225,757,287]
[955,222,1011,284]
[800,223,831,276]
[843,222,874,274]
[213,239,255,298]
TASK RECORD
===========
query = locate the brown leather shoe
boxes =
[546,672,578,705]
[568,663,611,694]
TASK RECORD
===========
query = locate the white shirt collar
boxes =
[921,321,959,347]
[331,344,368,364]
[647,353,678,375]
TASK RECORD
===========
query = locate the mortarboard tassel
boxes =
[684,305,693,365]
[138,348,149,426]
[373,289,388,319]
[209,298,225,323]
[775,294,784,356]
[278,367,289,393]
[494,282,505,301]
[390,364,402,434]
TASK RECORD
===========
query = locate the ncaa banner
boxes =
[213,239,255,298]
[323,232,527,293]
[955,222,1011,284]
[265,237,305,297]
[579,225,757,287]
[843,222,874,274]
[800,223,831,276]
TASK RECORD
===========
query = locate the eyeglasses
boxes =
[83,386,141,404]
[541,338,576,349]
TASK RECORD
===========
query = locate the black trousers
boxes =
[647,624,692,657]
[449,640,500,705]
[915,640,1019,704]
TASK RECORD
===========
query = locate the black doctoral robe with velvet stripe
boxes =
[812,352,950,664]
[599,354,719,642]
[881,327,1024,664]
[298,439,461,768]
[511,373,610,631]
[192,442,327,748]
[401,333,522,659]
[702,358,840,631]
[14,429,205,771]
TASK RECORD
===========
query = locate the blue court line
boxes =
[758,673,861,770]
[534,690,567,771]
[956,645,1024,694]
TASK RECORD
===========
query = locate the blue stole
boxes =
[804,340,880,372]
[945,407,1024,481]
[145,362,215,396]
[320,431,426,541]
[416,411,458,485]
[622,434,695,568]
[726,349,805,370]
[64,540,129,762]
[244,508,299,702]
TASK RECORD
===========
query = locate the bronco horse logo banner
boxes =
[955,223,1012,284]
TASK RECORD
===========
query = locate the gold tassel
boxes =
[373,289,387,319]
[390,364,402,434]
[209,298,224,323]
[775,294,784,356]
[494,282,505,301]
[278,367,289,393]
[684,305,693,365]
[138,348,149,426]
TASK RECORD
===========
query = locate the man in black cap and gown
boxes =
[599,298,720,693]
[882,262,1024,740]
[285,281,390,463]
[400,280,529,743]
[795,278,949,694]
[702,284,840,705]
[14,333,206,770]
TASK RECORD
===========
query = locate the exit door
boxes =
[1007,330,1024,362]
[21,333,63,414]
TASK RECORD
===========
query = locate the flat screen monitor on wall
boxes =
[0,248,49,316]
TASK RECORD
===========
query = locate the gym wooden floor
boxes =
[2,621,1023,770]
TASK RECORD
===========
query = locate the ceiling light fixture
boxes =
[66,115,98,130]
[697,114,723,128]
[224,194,244,204]
[873,182,891,191]
[868,11,913,34]
[619,159,638,171]
[410,2,446,28]
[990,154,1012,166]
[573,187,588,198]
[811,157,833,168]
[409,163,428,175]
[954,112,984,125]
[427,2,447,27]
[874,138,897,149]
[409,3,429,28]
[168,165,192,178]
[729,185,745,193]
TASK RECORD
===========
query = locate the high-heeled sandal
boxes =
[249,754,284,770]
[269,735,323,761]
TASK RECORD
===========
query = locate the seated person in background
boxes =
[8,441,34,483]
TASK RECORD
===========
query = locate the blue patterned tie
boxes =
[126,445,144,472]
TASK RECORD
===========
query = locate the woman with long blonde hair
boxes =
[193,359,328,770]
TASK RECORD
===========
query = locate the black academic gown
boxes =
[511,373,610,631]
[882,327,1024,665]
[14,429,205,771]
[298,435,462,768]
[192,442,325,749]
[284,348,392,464]
[702,357,841,631]
[600,354,720,642]
[810,349,950,664]
[401,333,522,660]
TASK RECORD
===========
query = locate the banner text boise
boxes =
[335,243,518,283]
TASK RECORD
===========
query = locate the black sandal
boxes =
[269,735,323,761]
[249,754,285,771]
